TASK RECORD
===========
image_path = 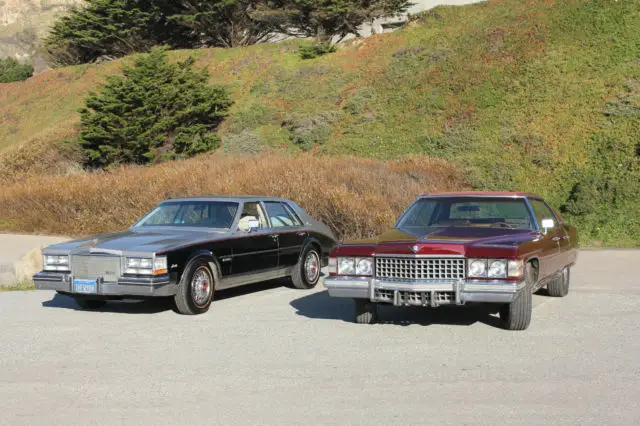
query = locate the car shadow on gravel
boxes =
[41,278,291,314]
[290,290,504,328]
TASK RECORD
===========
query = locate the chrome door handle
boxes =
[552,237,561,241]
[562,235,570,240]
[297,231,307,236]
[271,234,279,240]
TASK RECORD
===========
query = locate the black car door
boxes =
[262,201,308,268]
[231,201,279,275]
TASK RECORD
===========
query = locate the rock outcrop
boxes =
[0,0,83,71]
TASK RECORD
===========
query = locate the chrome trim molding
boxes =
[323,276,525,306]
[373,254,465,259]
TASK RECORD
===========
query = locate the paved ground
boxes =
[1,250,639,425]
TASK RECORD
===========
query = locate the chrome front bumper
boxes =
[323,276,526,306]
[32,271,177,297]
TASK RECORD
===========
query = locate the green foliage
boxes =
[222,132,264,154]
[44,0,411,66]
[44,0,179,66]
[255,0,413,42]
[299,42,337,59]
[168,0,277,48]
[283,111,341,151]
[79,47,232,168]
[0,58,33,83]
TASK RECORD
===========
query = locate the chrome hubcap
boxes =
[191,267,212,307]
[304,251,320,283]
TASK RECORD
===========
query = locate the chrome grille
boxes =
[71,255,121,282]
[374,289,455,306]
[375,257,465,280]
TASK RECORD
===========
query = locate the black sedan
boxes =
[33,197,337,314]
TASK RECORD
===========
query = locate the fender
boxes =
[179,250,222,288]
[299,235,329,267]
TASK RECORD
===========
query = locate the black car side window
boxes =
[238,202,269,232]
[264,202,302,228]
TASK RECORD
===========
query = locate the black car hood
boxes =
[48,228,232,254]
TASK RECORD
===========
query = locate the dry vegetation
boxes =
[0,153,467,240]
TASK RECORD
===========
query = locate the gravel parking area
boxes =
[1,249,639,425]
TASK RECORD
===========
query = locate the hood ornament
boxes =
[411,244,420,253]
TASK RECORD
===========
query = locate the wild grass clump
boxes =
[0,153,467,240]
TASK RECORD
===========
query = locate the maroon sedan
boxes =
[323,192,579,330]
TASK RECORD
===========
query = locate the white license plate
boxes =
[73,279,97,294]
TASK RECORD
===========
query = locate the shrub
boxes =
[0,58,34,83]
[79,47,233,168]
[299,42,337,60]
[0,153,468,241]
[222,132,264,154]
[283,111,341,151]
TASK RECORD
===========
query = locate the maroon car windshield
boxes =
[397,198,536,231]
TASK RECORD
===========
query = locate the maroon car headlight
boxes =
[487,259,508,279]
[468,259,487,278]
[334,257,373,276]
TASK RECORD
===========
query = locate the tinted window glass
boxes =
[136,202,238,228]
[529,199,557,229]
[264,202,301,227]
[398,198,535,230]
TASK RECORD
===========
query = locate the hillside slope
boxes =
[0,0,638,245]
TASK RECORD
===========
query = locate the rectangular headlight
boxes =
[467,259,487,278]
[125,256,167,275]
[338,257,355,275]
[488,259,507,278]
[337,257,373,276]
[43,255,70,271]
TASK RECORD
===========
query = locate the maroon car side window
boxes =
[529,199,558,229]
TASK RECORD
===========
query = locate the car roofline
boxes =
[160,196,291,203]
[420,191,540,199]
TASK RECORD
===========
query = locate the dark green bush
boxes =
[299,42,337,60]
[79,47,233,168]
[0,58,34,83]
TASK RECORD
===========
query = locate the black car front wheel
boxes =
[291,245,322,289]
[174,259,215,315]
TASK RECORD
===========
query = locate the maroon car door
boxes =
[528,199,564,278]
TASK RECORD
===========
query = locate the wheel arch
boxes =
[525,256,540,282]
[179,250,222,287]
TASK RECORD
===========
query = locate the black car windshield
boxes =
[134,201,239,229]
[397,197,535,231]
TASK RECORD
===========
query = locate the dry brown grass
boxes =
[0,153,468,240]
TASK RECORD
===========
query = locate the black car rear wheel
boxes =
[175,259,215,315]
[291,245,321,289]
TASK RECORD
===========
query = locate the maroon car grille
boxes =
[375,257,466,280]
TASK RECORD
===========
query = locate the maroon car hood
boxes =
[339,227,539,257]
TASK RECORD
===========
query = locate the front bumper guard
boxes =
[323,276,526,306]
[32,271,177,297]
